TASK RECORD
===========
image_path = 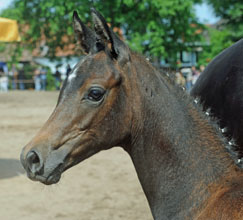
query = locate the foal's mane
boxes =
[163,68,241,166]
[131,52,240,166]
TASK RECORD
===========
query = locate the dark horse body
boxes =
[21,9,243,219]
[191,39,243,165]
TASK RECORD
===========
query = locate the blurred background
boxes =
[0,1,242,220]
[0,0,242,91]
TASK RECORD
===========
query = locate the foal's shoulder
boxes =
[198,173,243,220]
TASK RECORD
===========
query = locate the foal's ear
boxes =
[73,11,97,54]
[91,8,130,64]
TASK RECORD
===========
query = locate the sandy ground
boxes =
[0,91,152,220]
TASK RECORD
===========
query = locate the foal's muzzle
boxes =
[20,147,66,185]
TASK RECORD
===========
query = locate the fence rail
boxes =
[11,79,34,83]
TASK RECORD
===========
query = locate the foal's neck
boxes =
[125,55,237,219]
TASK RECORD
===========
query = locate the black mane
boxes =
[191,39,243,167]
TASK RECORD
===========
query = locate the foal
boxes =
[21,9,243,219]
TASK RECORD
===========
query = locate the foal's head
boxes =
[20,9,135,185]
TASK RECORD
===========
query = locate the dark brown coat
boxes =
[21,9,243,219]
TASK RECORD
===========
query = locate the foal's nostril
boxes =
[26,150,43,175]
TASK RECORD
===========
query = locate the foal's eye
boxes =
[87,87,105,102]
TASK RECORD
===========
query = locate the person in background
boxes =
[9,64,18,90]
[66,64,71,79]
[0,67,8,92]
[54,67,61,90]
[34,67,41,91]
[180,67,192,91]
[175,70,186,87]
[191,66,200,86]
[18,65,25,90]
[40,66,47,91]
[199,65,205,73]
[186,69,193,91]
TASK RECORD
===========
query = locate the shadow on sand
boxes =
[0,158,25,179]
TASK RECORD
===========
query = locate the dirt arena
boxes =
[0,91,152,220]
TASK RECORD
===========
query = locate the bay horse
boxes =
[191,39,243,167]
[20,9,243,219]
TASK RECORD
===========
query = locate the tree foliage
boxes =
[198,27,233,65]
[196,0,242,66]
[1,0,202,65]
[206,0,243,41]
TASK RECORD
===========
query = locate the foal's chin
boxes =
[28,172,62,185]
[26,163,64,185]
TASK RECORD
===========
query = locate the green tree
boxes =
[198,27,233,65]
[196,0,242,65]
[1,0,202,66]
[206,0,243,41]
